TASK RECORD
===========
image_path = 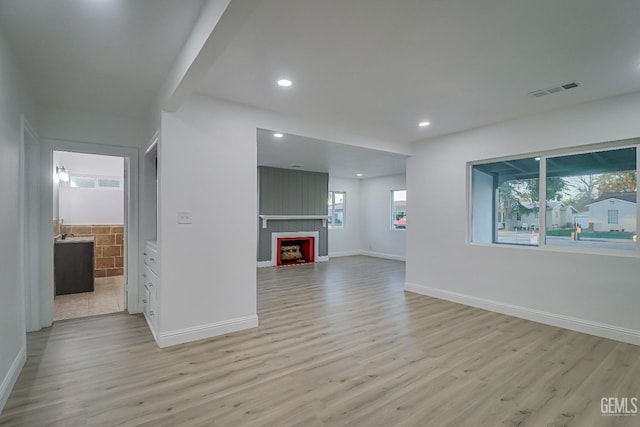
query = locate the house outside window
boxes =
[608,210,619,224]
[328,191,345,228]
[391,190,407,230]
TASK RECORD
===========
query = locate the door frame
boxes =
[20,116,41,332]
[34,139,140,329]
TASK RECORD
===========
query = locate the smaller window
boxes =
[391,190,407,230]
[98,178,121,189]
[328,191,346,229]
[608,210,619,224]
[70,176,96,188]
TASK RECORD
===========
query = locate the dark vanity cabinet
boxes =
[54,238,95,295]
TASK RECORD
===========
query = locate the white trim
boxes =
[256,260,272,268]
[144,130,159,155]
[405,282,640,346]
[329,250,362,258]
[0,345,26,413]
[38,139,140,330]
[143,312,159,344]
[360,251,406,261]
[259,214,330,229]
[317,255,329,262]
[21,116,41,332]
[270,231,321,266]
[157,315,259,348]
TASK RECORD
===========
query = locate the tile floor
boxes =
[54,275,124,321]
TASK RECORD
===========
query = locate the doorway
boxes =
[52,151,126,321]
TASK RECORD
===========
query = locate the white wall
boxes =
[55,152,124,225]
[157,95,409,346]
[38,106,146,149]
[328,177,361,256]
[360,174,406,260]
[159,97,258,343]
[0,29,36,412]
[406,91,640,345]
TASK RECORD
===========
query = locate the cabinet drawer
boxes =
[143,287,158,332]
[144,245,159,274]
[142,264,158,300]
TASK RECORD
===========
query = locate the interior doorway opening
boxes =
[52,151,126,321]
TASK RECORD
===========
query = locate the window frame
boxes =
[69,174,123,190]
[391,189,407,231]
[328,191,346,229]
[468,139,640,257]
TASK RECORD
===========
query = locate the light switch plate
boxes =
[178,210,192,224]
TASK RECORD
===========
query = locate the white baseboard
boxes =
[143,312,160,344]
[317,256,329,262]
[157,315,259,348]
[329,250,361,258]
[405,282,640,346]
[256,260,273,268]
[0,345,26,414]
[360,251,406,262]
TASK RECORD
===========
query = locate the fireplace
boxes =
[268,231,321,267]
[277,237,314,266]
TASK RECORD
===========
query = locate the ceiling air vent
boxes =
[530,90,549,98]
[528,81,580,99]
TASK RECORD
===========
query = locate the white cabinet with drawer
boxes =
[142,241,160,338]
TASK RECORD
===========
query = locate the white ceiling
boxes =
[0,0,205,117]
[2,0,640,174]
[257,129,407,179]
[199,0,640,144]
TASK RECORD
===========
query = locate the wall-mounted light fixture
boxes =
[55,166,69,183]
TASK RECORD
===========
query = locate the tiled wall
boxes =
[61,224,124,278]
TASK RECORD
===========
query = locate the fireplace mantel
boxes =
[259,214,330,229]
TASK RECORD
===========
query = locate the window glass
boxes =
[70,176,96,188]
[98,178,121,188]
[545,147,637,251]
[328,191,345,228]
[472,158,540,245]
[392,190,407,230]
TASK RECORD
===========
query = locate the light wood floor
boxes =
[2,256,639,426]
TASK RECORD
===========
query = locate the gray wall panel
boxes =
[257,167,328,261]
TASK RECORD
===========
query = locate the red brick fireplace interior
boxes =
[277,237,315,266]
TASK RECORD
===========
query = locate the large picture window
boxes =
[471,145,638,252]
[328,191,345,229]
[391,190,407,230]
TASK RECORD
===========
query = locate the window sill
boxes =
[467,241,639,258]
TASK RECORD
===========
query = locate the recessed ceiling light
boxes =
[274,133,284,138]
[356,173,363,177]
[277,79,292,87]
[535,157,541,161]
[418,121,430,127]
